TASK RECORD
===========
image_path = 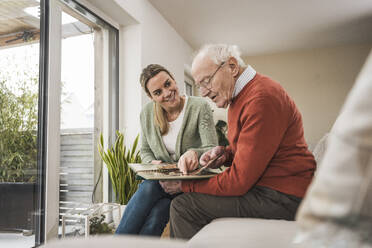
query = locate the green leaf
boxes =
[97,131,142,204]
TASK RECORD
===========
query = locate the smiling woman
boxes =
[114,64,218,237]
[140,64,183,135]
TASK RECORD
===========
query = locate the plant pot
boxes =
[0,182,36,231]
[112,205,126,228]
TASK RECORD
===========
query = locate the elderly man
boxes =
[160,44,316,239]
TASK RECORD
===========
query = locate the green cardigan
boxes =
[140,96,218,163]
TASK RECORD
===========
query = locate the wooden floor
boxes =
[161,222,170,238]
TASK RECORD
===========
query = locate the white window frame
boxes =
[45,0,119,241]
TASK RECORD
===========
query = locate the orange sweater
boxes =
[182,73,316,197]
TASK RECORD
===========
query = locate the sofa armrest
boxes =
[188,218,299,248]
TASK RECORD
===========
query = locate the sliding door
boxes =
[0,0,44,247]
[47,0,119,240]
[0,0,118,246]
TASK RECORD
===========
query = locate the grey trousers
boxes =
[169,186,302,240]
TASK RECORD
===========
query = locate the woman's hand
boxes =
[178,150,198,174]
[159,180,182,195]
[199,146,227,169]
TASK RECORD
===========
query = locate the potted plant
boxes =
[215,120,229,146]
[89,214,114,235]
[0,78,38,232]
[98,131,141,226]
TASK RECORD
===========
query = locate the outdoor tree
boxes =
[0,48,39,182]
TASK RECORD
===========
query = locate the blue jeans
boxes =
[115,180,175,236]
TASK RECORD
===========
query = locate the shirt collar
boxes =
[232,65,256,98]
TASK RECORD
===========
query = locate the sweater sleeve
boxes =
[223,146,235,166]
[188,101,218,158]
[140,110,156,163]
[182,97,287,196]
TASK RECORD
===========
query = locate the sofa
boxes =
[43,219,299,248]
[43,136,327,248]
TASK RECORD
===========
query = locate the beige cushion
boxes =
[188,218,299,248]
[312,133,329,167]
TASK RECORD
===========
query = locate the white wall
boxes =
[110,0,194,143]
[84,1,371,149]
[78,0,193,205]
[244,44,371,147]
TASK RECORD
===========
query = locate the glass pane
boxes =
[41,0,119,238]
[58,7,96,237]
[0,0,40,247]
[185,82,193,96]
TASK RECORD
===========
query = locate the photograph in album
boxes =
[129,163,224,180]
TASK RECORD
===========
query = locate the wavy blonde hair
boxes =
[140,64,175,135]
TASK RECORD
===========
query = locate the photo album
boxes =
[129,163,224,180]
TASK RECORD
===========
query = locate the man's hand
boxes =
[178,150,198,174]
[199,146,227,169]
[159,180,182,195]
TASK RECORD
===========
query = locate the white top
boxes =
[162,96,188,160]
[232,65,256,98]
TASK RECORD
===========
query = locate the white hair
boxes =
[193,44,246,67]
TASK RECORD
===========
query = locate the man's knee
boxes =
[170,195,182,215]
[170,194,189,218]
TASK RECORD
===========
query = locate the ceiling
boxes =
[149,0,372,56]
[0,0,94,48]
[0,0,39,36]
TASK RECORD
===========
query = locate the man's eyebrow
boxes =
[198,75,209,84]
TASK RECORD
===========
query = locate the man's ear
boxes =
[228,57,240,77]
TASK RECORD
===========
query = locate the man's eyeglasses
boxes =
[195,62,225,90]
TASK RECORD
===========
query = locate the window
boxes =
[0,0,119,245]
[184,74,194,96]
[52,0,119,237]
[0,0,42,246]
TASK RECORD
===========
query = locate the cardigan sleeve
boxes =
[140,110,156,163]
[188,101,218,158]
[182,97,287,196]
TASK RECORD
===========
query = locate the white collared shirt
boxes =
[232,65,257,99]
